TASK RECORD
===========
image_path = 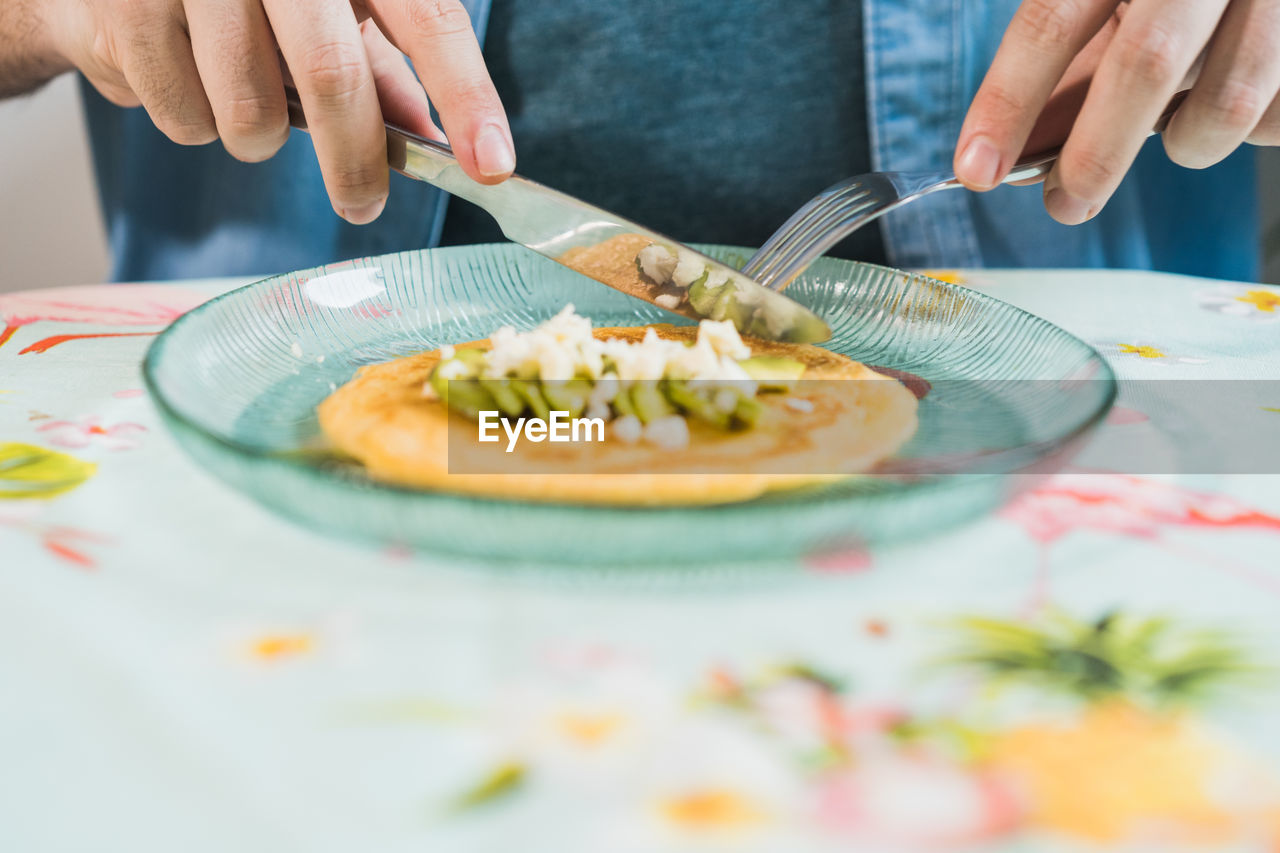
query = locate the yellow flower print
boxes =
[249,633,313,659]
[659,788,767,830]
[555,711,625,747]
[1199,284,1280,321]
[1117,343,1167,359]
[1103,343,1207,366]
[1236,289,1280,312]
[919,269,965,285]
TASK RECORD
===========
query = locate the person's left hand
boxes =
[954,0,1280,225]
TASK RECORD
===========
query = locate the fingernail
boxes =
[475,124,515,177]
[342,197,386,225]
[1044,187,1094,225]
[956,135,1001,189]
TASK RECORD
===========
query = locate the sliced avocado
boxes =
[730,394,764,429]
[429,348,485,399]
[451,348,486,368]
[444,379,500,419]
[478,378,526,417]
[709,285,753,328]
[629,381,676,424]
[744,310,775,340]
[510,379,551,420]
[542,378,591,418]
[665,380,730,430]
[611,385,638,418]
[687,272,728,316]
[738,356,806,391]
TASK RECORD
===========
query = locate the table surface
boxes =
[4,268,1280,852]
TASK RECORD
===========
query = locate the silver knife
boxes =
[284,87,830,344]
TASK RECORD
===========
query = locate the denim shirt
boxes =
[82,0,1259,282]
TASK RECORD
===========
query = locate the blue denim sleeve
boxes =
[866,0,1259,280]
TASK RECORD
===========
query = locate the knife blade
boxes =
[284,87,831,344]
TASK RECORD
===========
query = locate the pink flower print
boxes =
[813,751,1022,845]
[1003,474,1280,612]
[37,417,147,451]
[1002,474,1280,545]
[0,285,205,353]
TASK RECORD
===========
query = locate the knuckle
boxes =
[403,0,475,37]
[447,80,500,112]
[161,115,218,146]
[219,94,289,161]
[299,41,369,101]
[88,28,118,71]
[331,162,387,201]
[976,81,1031,124]
[1113,24,1181,85]
[1062,144,1120,194]
[222,91,284,134]
[1203,78,1267,130]
[1015,0,1082,49]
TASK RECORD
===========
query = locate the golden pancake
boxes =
[316,324,918,506]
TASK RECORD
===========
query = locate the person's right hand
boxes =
[46,0,514,223]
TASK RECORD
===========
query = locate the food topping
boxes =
[426,306,808,445]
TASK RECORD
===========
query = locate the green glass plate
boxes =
[143,244,1114,565]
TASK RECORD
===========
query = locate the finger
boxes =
[1163,0,1280,168]
[185,0,289,163]
[358,18,446,143]
[1045,0,1229,224]
[263,0,388,223]
[366,0,514,183]
[58,8,143,107]
[115,2,217,145]
[1249,93,1280,145]
[956,0,1118,190]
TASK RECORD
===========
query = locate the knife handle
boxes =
[283,84,486,202]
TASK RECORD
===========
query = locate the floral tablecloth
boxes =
[4,269,1280,853]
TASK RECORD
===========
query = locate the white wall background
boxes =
[0,75,109,292]
[1,76,1278,293]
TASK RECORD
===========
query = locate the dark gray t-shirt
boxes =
[440,0,886,264]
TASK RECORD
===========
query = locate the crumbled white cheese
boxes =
[612,414,643,444]
[783,397,815,413]
[637,244,677,284]
[698,318,752,360]
[654,293,682,309]
[483,304,601,381]
[439,344,456,360]
[713,388,740,413]
[644,415,691,449]
[436,306,760,422]
[437,358,471,380]
[670,250,707,289]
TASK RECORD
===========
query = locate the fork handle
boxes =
[1001,89,1189,184]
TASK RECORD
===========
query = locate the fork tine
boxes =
[758,200,903,290]
[743,188,872,280]
[740,179,869,276]
[750,193,878,284]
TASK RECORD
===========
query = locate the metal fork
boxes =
[742,93,1187,291]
